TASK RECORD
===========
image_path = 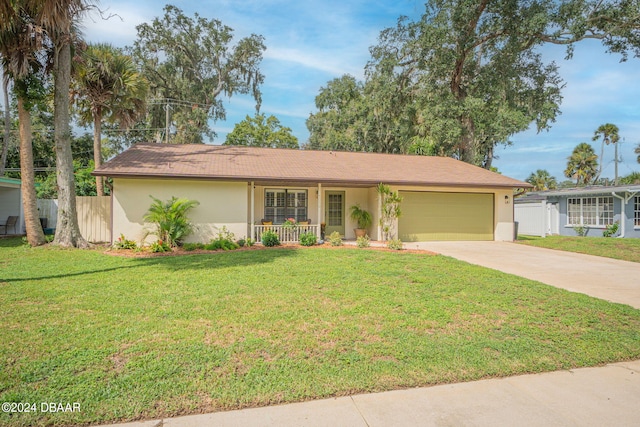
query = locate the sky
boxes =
[74,1,640,182]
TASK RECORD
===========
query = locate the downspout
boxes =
[250,181,255,242]
[317,183,322,240]
[611,192,626,238]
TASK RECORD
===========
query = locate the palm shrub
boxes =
[143,196,200,247]
[349,204,372,229]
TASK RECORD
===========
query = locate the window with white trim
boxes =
[635,196,640,227]
[264,189,308,224]
[567,196,614,227]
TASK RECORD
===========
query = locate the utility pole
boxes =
[614,138,623,186]
[165,101,170,144]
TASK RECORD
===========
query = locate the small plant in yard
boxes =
[261,230,280,247]
[573,225,587,237]
[144,196,199,247]
[205,227,239,251]
[299,232,317,246]
[328,231,342,246]
[244,238,255,247]
[114,234,137,250]
[237,238,246,247]
[602,222,619,237]
[356,235,370,248]
[150,239,171,253]
[183,242,205,251]
[387,238,403,250]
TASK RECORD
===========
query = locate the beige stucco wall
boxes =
[390,185,515,242]
[113,178,248,244]
[112,178,515,244]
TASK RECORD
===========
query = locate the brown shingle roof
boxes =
[93,143,530,188]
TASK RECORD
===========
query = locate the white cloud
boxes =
[81,4,150,47]
[265,46,365,78]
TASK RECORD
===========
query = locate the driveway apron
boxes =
[407,241,640,309]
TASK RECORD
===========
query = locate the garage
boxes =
[398,191,494,241]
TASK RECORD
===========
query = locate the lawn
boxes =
[517,235,640,263]
[1,238,640,427]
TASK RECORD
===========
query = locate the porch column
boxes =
[317,183,322,240]
[250,181,255,241]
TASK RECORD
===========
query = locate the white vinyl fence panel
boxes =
[514,201,546,237]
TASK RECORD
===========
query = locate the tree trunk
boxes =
[1,75,10,175]
[458,115,476,164]
[53,41,89,248]
[17,96,46,246]
[93,112,104,196]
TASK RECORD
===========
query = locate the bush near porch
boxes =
[1,237,639,427]
[517,235,640,263]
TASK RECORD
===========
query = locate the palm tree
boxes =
[35,0,90,248]
[143,196,199,247]
[0,3,46,246]
[0,70,11,174]
[565,143,598,186]
[619,172,640,185]
[592,123,620,183]
[73,43,148,196]
[635,143,640,164]
[525,169,557,191]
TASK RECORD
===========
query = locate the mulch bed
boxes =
[104,243,437,258]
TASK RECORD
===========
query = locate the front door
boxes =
[325,191,345,236]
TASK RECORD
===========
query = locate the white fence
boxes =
[514,201,559,237]
[254,224,319,243]
[37,196,111,243]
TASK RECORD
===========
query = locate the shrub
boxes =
[602,222,619,237]
[387,238,403,250]
[299,232,317,246]
[144,196,199,247]
[237,238,246,247]
[244,238,255,247]
[328,231,342,246]
[114,234,137,250]
[261,230,280,247]
[183,242,204,251]
[356,235,370,248]
[203,226,240,251]
[150,239,171,253]
[573,225,587,237]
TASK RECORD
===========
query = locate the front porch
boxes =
[254,224,321,243]
[247,182,380,243]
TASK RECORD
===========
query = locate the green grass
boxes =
[517,235,640,263]
[1,237,640,426]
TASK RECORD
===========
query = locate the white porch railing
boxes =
[254,224,319,243]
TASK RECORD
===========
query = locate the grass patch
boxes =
[517,235,640,263]
[1,237,639,426]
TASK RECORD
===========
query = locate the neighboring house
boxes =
[515,184,640,238]
[0,177,24,235]
[93,143,529,244]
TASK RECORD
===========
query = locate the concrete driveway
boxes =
[406,241,640,309]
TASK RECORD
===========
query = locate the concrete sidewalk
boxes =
[406,241,640,309]
[101,360,640,427]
